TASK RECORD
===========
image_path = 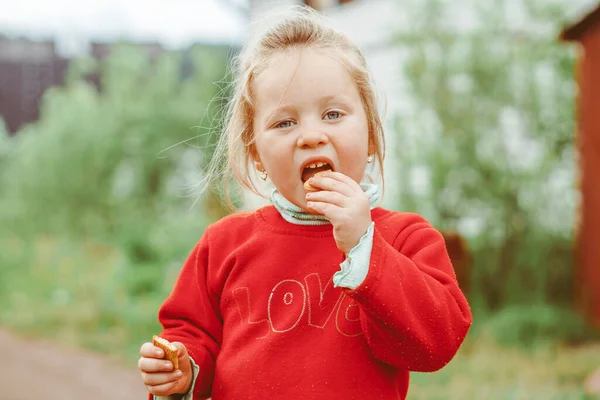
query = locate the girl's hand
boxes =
[138,341,193,397]
[305,171,372,254]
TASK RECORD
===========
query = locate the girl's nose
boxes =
[296,128,329,148]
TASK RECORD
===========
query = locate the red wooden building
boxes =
[560,3,600,328]
[0,37,166,135]
[0,36,68,134]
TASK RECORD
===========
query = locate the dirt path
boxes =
[0,329,147,400]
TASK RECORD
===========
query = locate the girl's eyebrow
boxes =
[263,105,296,127]
[294,95,354,111]
[274,95,351,111]
[269,104,295,115]
[319,94,353,107]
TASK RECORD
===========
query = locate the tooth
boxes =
[316,162,324,167]
[309,164,317,168]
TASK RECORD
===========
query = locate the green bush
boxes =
[481,304,599,348]
[394,0,577,310]
[0,44,231,240]
[0,44,232,359]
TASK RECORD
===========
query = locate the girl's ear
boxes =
[249,140,259,158]
[254,160,264,172]
[368,137,376,158]
[250,144,263,171]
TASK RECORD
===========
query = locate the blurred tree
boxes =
[394,0,577,310]
[0,43,232,246]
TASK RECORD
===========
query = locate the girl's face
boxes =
[252,48,370,211]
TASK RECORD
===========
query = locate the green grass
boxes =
[408,335,600,399]
[0,234,168,362]
[1,234,599,399]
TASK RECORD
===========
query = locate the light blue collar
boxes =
[270,183,380,225]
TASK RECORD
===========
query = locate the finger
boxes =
[171,342,189,361]
[171,342,191,372]
[305,190,347,208]
[320,171,362,191]
[138,357,175,373]
[307,176,354,197]
[142,370,183,386]
[306,201,345,222]
[146,379,180,396]
[140,342,164,359]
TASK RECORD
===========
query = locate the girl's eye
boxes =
[324,111,342,120]
[276,120,294,129]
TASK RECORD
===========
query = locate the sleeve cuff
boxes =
[333,221,374,289]
[154,356,200,400]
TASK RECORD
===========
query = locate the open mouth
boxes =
[301,161,333,182]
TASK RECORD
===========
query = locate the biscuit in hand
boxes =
[152,335,179,370]
[303,170,331,191]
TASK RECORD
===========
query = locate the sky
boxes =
[0,0,250,55]
[1,0,598,56]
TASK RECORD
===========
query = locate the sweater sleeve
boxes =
[346,215,472,372]
[148,231,222,400]
[333,221,374,289]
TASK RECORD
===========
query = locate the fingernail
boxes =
[164,362,172,369]
[305,193,312,198]
[175,370,183,378]
[156,350,163,357]
[307,201,314,207]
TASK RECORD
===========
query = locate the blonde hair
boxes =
[203,6,385,208]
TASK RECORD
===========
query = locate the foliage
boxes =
[393,0,578,311]
[0,44,233,338]
[481,304,600,348]
[409,333,600,399]
[0,44,232,242]
[0,234,167,359]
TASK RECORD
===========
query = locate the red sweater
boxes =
[154,206,472,399]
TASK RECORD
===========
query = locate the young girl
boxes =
[138,8,472,400]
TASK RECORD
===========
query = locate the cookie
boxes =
[303,180,319,191]
[303,170,331,191]
[152,335,179,370]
